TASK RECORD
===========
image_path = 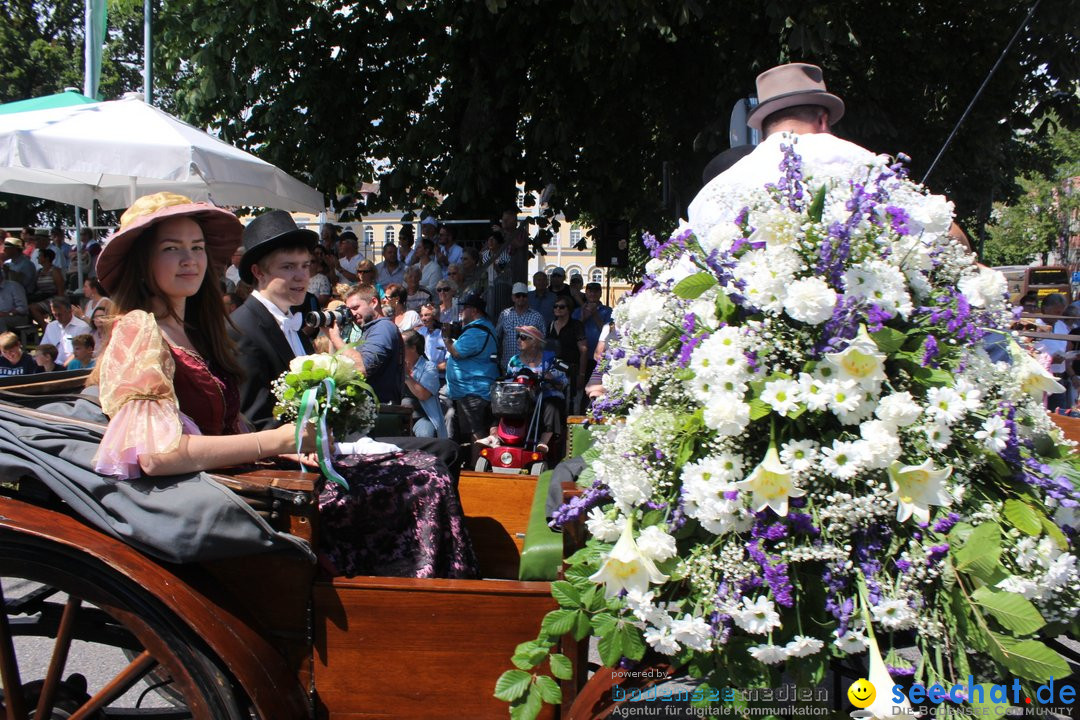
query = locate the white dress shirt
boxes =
[251,290,307,359]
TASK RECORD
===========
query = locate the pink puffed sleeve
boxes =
[93,310,198,479]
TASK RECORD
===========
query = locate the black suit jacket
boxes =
[229,295,314,430]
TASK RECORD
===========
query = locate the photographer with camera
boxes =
[444,293,498,442]
[327,285,404,404]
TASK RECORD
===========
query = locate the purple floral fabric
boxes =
[318,450,479,579]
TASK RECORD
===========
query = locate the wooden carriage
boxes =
[0,371,606,719]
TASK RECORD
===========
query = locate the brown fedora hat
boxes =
[96,192,242,294]
[746,63,845,131]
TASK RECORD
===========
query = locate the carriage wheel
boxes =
[0,532,251,719]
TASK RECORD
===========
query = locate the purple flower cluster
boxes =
[865,303,894,332]
[644,227,694,260]
[921,334,940,367]
[932,512,961,534]
[884,206,912,236]
[823,563,855,634]
[747,522,794,608]
[677,313,703,367]
[549,483,612,529]
[817,295,862,355]
[766,143,806,212]
[1020,457,1080,508]
[917,289,985,343]
[926,543,950,567]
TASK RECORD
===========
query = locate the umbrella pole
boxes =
[74,208,84,289]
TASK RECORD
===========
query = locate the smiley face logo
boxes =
[847,678,876,708]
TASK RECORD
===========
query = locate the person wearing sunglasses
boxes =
[547,298,587,414]
[492,324,567,456]
[495,282,545,372]
[435,280,459,328]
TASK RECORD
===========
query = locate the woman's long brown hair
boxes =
[96,222,243,382]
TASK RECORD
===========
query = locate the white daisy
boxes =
[733,596,782,635]
[749,643,789,665]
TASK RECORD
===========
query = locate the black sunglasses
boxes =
[554,304,568,309]
[517,334,533,341]
[513,293,527,298]
[436,287,451,292]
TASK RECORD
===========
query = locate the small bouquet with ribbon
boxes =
[272,352,377,488]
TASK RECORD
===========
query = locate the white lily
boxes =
[589,517,669,598]
[1013,349,1066,398]
[885,459,952,524]
[863,624,917,719]
[736,445,804,517]
[825,325,886,390]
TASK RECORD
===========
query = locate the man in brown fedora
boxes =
[688,62,884,237]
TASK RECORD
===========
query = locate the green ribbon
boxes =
[296,378,350,489]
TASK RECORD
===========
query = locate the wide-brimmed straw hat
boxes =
[746,63,845,131]
[516,325,545,343]
[96,192,242,294]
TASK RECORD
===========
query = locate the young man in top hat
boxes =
[688,62,881,236]
[228,211,318,430]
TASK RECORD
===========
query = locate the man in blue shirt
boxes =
[527,270,556,330]
[445,292,498,442]
[572,282,612,378]
[331,285,404,404]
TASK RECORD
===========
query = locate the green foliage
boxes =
[970,587,1046,635]
[672,272,717,299]
[149,0,1080,278]
[982,124,1080,266]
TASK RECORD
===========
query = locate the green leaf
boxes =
[512,640,551,670]
[672,272,717,299]
[1003,500,1042,536]
[749,396,772,420]
[1041,516,1069,550]
[535,675,562,704]
[807,184,827,222]
[971,587,1046,635]
[597,629,624,666]
[952,522,1002,580]
[591,612,619,635]
[969,684,1010,716]
[617,623,646,661]
[870,326,907,354]
[994,635,1071,682]
[540,609,576,636]
[716,292,738,323]
[549,653,573,681]
[550,581,580,608]
[494,669,533,701]
[572,609,593,641]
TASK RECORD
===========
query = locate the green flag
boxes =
[84,0,108,100]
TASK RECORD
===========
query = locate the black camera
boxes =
[305,306,352,329]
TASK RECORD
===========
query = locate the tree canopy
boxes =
[157,0,1077,238]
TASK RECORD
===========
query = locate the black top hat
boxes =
[239,210,318,284]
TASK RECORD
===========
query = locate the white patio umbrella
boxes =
[0,94,324,212]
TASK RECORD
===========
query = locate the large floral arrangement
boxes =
[498,139,1080,719]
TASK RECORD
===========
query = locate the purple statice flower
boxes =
[766,143,807,212]
[823,564,852,631]
[668,499,687,532]
[1020,457,1080,506]
[746,536,794,607]
[865,304,894,332]
[926,543,950,566]
[817,295,862,355]
[921,334,940,367]
[549,483,611,528]
[932,513,961,534]
[895,558,912,574]
[644,226,694,259]
[888,665,916,678]
[787,512,820,536]
[677,313,702,367]
[884,206,912,236]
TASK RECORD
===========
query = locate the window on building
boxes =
[590,268,604,284]
[363,226,374,247]
[384,225,396,244]
[569,226,582,244]
[516,189,525,209]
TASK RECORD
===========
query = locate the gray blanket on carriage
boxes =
[0,395,314,565]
